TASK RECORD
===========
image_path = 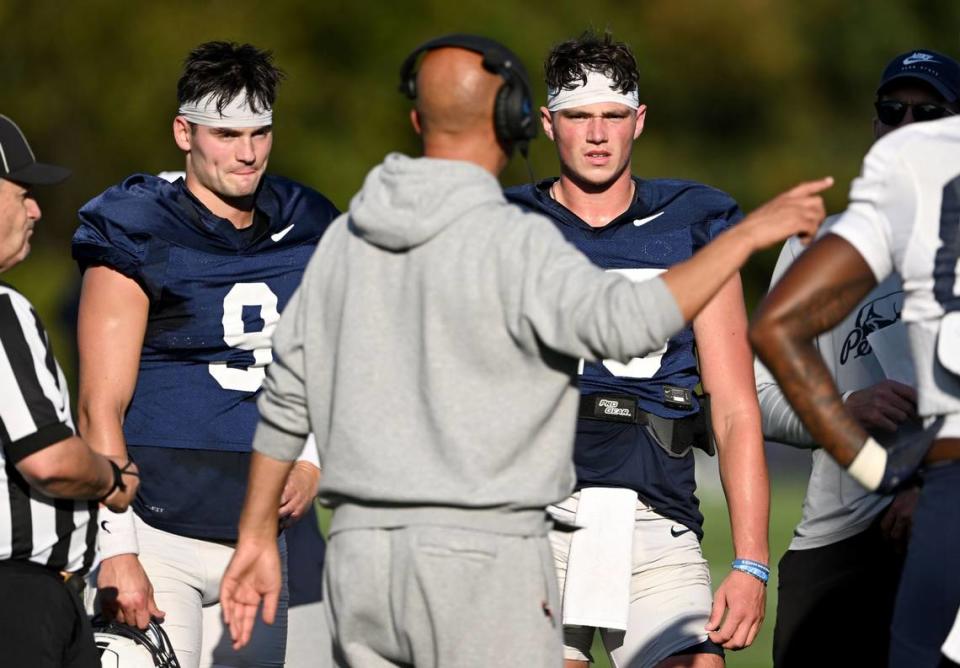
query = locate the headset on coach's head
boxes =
[398,33,538,156]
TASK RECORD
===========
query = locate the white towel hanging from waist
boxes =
[561,486,637,630]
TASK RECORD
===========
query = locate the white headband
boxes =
[547,69,639,112]
[177,92,273,128]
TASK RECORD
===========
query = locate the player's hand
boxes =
[879,485,920,550]
[221,537,282,650]
[705,569,766,650]
[96,553,165,629]
[279,462,320,526]
[740,177,833,250]
[101,457,140,513]
[846,380,918,433]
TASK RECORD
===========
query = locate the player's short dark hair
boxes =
[544,31,639,95]
[177,41,285,113]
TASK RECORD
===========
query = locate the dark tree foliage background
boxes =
[3,0,957,368]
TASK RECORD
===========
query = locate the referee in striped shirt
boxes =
[0,115,140,667]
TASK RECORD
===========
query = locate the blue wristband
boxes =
[731,558,769,585]
[732,558,770,573]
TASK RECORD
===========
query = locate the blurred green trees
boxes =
[3,0,958,355]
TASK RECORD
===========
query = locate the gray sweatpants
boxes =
[324,525,562,667]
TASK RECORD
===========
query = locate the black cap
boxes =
[0,115,70,185]
[877,49,960,103]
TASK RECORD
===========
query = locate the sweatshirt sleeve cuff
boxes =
[252,420,310,463]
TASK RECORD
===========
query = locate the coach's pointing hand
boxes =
[740,177,833,249]
[661,176,832,324]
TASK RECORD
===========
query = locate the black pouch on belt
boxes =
[692,394,717,457]
[645,391,717,458]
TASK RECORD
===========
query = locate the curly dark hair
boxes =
[177,41,285,113]
[544,31,639,95]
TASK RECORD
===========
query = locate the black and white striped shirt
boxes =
[0,282,97,574]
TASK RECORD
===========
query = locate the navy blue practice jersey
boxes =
[73,174,339,539]
[506,177,742,535]
[508,177,740,418]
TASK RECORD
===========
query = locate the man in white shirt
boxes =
[750,50,960,668]
[756,49,959,668]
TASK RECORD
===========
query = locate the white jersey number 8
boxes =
[208,282,280,392]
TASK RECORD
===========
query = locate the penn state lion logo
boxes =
[840,291,904,365]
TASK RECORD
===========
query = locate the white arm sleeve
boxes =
[96,506,139,559]
[755,237,817,447]
[295,433,321,468]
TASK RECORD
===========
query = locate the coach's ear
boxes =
[410,109,422,135]
[173,116,193,152]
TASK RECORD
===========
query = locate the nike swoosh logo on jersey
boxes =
[633,211,665,227]
[903,53,937,65]
[670,525,692,537]
[100,520,111,534]
[271,224,295,242]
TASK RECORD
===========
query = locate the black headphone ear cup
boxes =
[510,81,535,140]
[492,82,512,144]
[399,51,421,100]
[495,78,535,143]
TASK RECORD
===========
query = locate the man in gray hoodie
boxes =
[220,35,830,667]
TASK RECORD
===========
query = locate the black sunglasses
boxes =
[875,99,955,126]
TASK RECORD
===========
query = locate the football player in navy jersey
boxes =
[72,42,338,668]
[506,32,767,668]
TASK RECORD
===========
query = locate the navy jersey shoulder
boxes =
[73,174,338,294]
[71,173,339,540]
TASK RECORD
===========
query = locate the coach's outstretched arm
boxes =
[750,234,884,485]
[661,178,831,323]
[511,177,832,369]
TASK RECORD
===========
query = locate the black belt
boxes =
[577,393,716,457]
[578,394,649,424]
